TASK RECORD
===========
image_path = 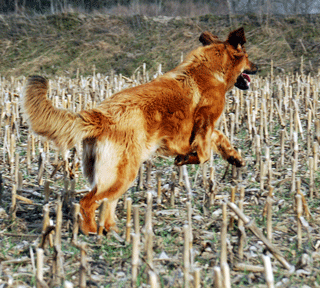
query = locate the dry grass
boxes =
[0,13,319,78]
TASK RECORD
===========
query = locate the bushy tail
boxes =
[22,76,90,152]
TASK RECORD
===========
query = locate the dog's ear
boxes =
[226,27,246,48]
[199,31,218,46]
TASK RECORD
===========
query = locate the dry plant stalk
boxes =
[194,268,201,288]
[40,203,53,248]
[307,109,312,155]
[17,171,23,191]
[266,147,272,185]
[187,202,194,270]
[14,152,19,186]
[0,173,3,205]
[238,186,246,260]
[313,142,318,172]
[64,179,70,203]
[246,99,253,140]
[230,113,235,143]
[209,163,215,205]
[227,202,293,271]
[232,163,237,180]
[27,133,31,173]
[291,158,297,192]
[221,262,231,288]
[182,166,192,201]
[148,270,159,288]
[295,194,303,249]
[170,171,176,207]
[262,186,274,242]
[145,192,153,231]
[133,205,140,237]
[213,266,222,288]
[156,172,161,204]
[126,197,132,243]
[36,248,47,288]
[228,186,236,229]
[53,201,64,286]
[70,179,76,201]
[146,160,152,189]
[309,157,314,199]
[3,126,9,165]
[79,243,87,288]
[183,224,190,288]
[10,133,15,176]
[55,201,63,246]
[38,150,45,186]
[132,233,140,287]
[10,184,16,221]
[179,166,184,186]
[30,247,36,277]
[256,135,261,165]
[220,202,227,265]
[146,228,153,268]
[187,201,193,252]
[145,192,154,267]
[296,179,312,220]
[260,158,265,192]
[44,180,51,203]
[202,163,208,190]
[263,255,275,288]
[233,263,265,272]
[15,194,33,204]
[72,203,80,245]
[280,129,285,166]
[138,165,144,190]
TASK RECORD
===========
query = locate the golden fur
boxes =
[23,27,257,234]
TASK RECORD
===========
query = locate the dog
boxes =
[23,27,257,235]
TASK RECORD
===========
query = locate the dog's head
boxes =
[199,28,258,90]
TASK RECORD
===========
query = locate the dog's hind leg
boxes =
[104,198,119,232]
[79,187,100,235]
[80,148,140,235]
[80,175,137,234]
[79,178,136,234]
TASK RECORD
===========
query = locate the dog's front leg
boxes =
[174,106,244,167]
[175,107,215,166]
[174,129,245,167]
[211,129,245,167]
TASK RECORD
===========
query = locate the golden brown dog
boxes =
[23,27,257,235]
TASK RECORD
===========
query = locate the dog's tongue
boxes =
[242,73,251,82]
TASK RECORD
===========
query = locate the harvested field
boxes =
[0,65,320,287]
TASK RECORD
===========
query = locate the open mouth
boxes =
[242,73,251,85]
[235,72,251,90]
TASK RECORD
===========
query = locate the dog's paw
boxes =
[105,222,119,233]
[227,155,245,167]
[174,154,189,166]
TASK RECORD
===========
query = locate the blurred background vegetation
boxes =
[0,0,319,78]
[2,0,320,15]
